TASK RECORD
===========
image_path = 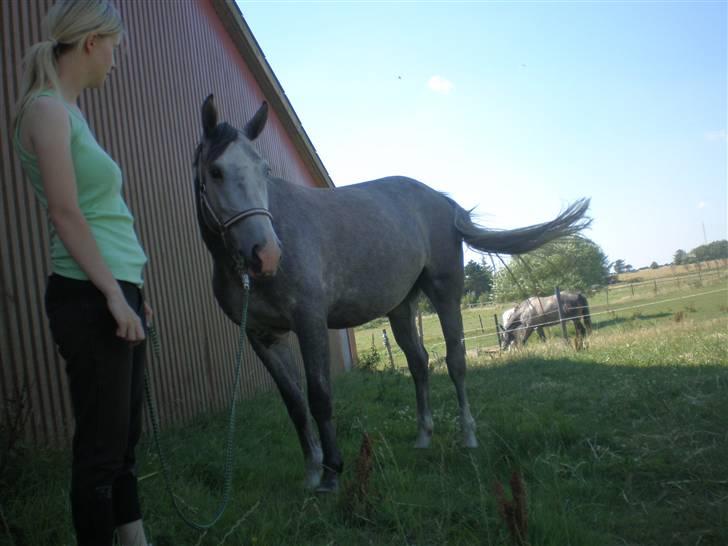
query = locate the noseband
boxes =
[197,178,273,236]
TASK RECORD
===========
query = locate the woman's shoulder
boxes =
[17,94,75,159]
[24,94,70,126]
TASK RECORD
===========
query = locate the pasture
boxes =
[1,284,727,545]
[353,265,728,367]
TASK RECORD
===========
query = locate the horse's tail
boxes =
[577,293,593,334]
[453,198,591,255]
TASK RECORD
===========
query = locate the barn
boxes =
[0,0,357,447]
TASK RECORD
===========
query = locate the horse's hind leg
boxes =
[388,296,433,448]
[248,332,323,490]
[421,281,477,448]
[573,319,586,350]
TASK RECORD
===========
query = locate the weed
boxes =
[494,471,528,545]
[673,311,685,323]
[340,433,375,523]
[357,348,382,371]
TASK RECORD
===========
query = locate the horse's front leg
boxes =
[295,314,342,493]
[521,326,535,346]
[247,332,323,490]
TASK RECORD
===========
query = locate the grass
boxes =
[354,274,728,369]
[2,302,728,544]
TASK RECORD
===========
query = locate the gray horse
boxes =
[502,292,592,350]
[500,306,545,346]
[193,96,590,492]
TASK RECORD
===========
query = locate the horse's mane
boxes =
[193,122,239,168]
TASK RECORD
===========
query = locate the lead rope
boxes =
[143,272,250,530]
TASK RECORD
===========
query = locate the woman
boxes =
[13,1,152,544]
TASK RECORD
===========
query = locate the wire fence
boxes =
[358,267,728,367]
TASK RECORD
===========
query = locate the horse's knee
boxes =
[307,392,332,422]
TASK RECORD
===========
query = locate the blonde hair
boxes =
[13,0,124,129]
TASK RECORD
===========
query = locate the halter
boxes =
[196,164,274,279]
[197,178,273,235]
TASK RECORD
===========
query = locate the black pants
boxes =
[45,274,146,546]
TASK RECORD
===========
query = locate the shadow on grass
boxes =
[590,310,673,329]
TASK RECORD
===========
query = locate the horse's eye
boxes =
[209,166,223,179]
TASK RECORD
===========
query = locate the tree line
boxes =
[448,236,609,307]
[673,240,728,265]
[432,238,727,311]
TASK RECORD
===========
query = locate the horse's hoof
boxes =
[315,469,339,493]
[414,436,432,449]
[303,471,322,490]
[462,433,478,448]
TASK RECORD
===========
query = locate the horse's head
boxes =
[194,95,281,278]
[501,308,520,350]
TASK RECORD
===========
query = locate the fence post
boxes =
[493,314,502,350]
[605,284,609,309]
[653,279,658,295]
[382,329,394,369]
[555,287,569,345]
[479,315,485,333]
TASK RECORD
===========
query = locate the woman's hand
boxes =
[106,291,146,343]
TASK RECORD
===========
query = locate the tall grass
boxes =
[2,314,727,545]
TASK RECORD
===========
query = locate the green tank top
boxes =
[14,90,147,286]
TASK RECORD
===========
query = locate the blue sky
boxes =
[237,1,726,269]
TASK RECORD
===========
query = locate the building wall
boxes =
[0,0,351,447]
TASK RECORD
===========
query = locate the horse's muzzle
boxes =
[252,239,281,277]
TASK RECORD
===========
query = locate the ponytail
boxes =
[13,0,124,131]
[13,41,63,129]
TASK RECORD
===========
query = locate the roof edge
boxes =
[211,0,335,189]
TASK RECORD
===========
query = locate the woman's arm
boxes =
[25,96,145,343]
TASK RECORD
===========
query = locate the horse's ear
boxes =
[202,94,217,138]
[244,101,268,141]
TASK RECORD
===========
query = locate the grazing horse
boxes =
[502,292,592,349]
[193,96,590,492]
[500,306,545,347]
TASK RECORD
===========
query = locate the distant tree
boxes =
[463,259,493,300]
[650,261,659,269]
[611,259,626,274]
[691,240,728,262]
[492,236,609,302]
[673,249,687,265]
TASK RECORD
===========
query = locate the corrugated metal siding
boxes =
[1,0,351,447]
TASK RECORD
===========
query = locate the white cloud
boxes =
[704,129,726,142]
[427,75,454,94]
[697,201,706,209]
